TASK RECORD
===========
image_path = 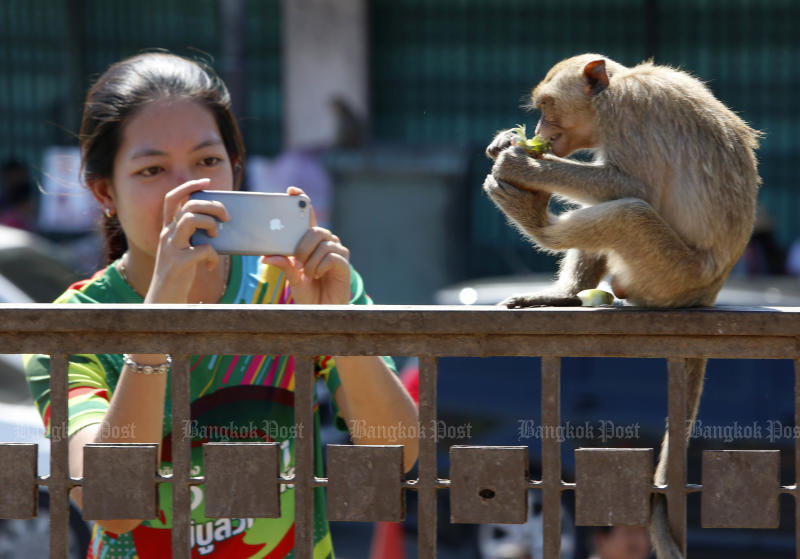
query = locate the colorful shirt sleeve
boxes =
[23,352,113,439]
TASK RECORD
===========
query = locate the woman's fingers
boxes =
[190,242,221,271]
[160,181,231,250]
[303,240,349,280]
[171,212,224,246]
[312,252,350,283]
[180,198,230,222]
[294,227,337,264]
[161,178,212,227]
[286,186,318,227]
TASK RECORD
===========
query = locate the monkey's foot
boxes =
[500,291,582,308]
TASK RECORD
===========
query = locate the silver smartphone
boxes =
[189,190,311,255]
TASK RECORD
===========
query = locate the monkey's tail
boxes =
[649,357,707,559]
[649,432,685,559]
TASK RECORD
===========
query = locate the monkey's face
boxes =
[531,54,618,157]
[534,99,596,157]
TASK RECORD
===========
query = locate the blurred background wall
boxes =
[0,0,797,301]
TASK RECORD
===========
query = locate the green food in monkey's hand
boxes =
[577,289,615,307]
[513,124,552,156]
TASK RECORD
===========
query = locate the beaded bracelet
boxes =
[122,354,172,375]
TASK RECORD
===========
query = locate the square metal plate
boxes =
[326,444,405,522]
[575,448,653,526]
[82,444,159,520]
[701,450,780,529]
[450,446,529,524]
[204,442,281,518]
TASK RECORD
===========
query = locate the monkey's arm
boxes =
[492,146,648,204]
[483,175,607,308]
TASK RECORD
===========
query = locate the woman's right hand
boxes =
[145,178,231,304]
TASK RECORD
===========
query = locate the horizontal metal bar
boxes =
[3,303,800,337]
[56,475,781,495]
[60,472,768,496]
[0,332,794,359]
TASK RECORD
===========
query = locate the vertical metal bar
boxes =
[794,358,800,559]
[171,355,191,559]
[418,356,438,558]
[667,358,687,555]
[294,356,315,559]
[49,354,69,559]
[541,356,561,559]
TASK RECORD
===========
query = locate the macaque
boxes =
[483,53,761,559]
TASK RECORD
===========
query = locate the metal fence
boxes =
[1,303,799,557]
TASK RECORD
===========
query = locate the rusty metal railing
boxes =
[1,303,799,558]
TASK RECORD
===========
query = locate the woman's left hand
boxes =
[260,187,351,305]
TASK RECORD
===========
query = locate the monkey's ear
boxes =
[583,59,609,96]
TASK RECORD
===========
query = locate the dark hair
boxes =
[79,52,246,263]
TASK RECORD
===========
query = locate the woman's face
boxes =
[109,97,235,257]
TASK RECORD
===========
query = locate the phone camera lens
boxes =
[298,200,307,209]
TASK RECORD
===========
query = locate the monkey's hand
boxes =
[483,174,552,236]
[486,128,522,160]
[500,289,582,308]
[492,146,549,191]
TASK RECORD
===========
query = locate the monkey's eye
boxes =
[540,117,559,128]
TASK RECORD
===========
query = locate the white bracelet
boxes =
[122,354,172,375]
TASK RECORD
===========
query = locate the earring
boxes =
[104,207,115,218]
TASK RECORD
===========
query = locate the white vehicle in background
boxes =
[0,224,91,558]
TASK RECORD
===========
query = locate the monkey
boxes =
[482,53,761,559]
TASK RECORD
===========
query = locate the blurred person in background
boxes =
[24,51,418,558]
[732,205,786,276]
[588,526,650,559]
[0,158,37,231]
[247,95,366,229]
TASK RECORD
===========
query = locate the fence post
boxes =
[171,355,191,558]
[667,357,688,555]
[295,356,315,559]
[418,356,438,558]
[541,356,561,558]
[49,354,70,559]
[794,358,800,559]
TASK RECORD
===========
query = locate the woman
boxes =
[24,52,418,558]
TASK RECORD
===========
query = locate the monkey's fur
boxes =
[483,54,761,559]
